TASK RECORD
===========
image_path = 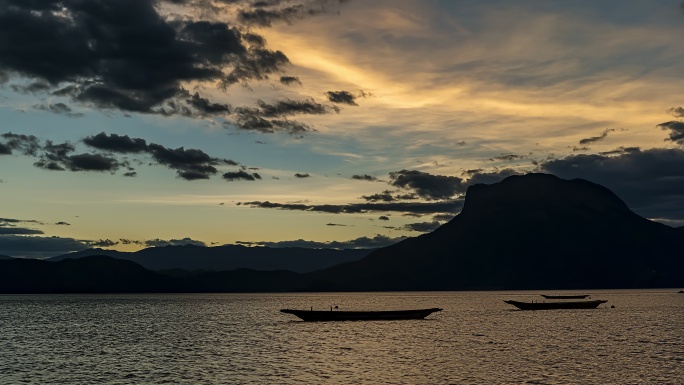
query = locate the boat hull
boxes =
[280,308,442,321]
[504,299,607,310]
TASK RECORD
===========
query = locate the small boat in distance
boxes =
[280,308,442,321]
[541,294,590,299]
[504,299,607,310]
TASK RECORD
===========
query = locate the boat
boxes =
[540,294,589,299]
[504,299,607,310]
[280,307,442,321]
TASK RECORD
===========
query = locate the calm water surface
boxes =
[0,290,682,384]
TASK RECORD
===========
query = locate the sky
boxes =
[2,0,684,258]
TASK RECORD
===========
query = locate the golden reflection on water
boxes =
[0,290,682,384]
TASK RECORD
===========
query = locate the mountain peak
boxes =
[460,173,630,218]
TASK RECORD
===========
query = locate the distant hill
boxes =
[50,244,373,273]
[4,173,684,293]
[0,255,310,293]
[0,255,13,260]
[0,256,179,293]
[308,173,684,290]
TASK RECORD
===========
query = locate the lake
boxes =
[0,290,682,384]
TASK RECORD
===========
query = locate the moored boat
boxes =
[280,307,442,321]
[504,299,607,310]
[541,294,589,299]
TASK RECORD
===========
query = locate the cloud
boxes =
[361,191,395,202]
[0,235,88,258]
[490,154,525,162]
[55,222,71,226]
[401,221,442,232]
[236,0,346,27]
[34,103,83,118]
[237,234,407,249]
[389,169,463,200]
[0,132,41,156]
[579,128,615,145]
[352,174,379,181]
[83,132,149,154]
[294,173,311,178]
[223,170,262,181]
[147,143,239,180]
[0,0,296,115]
[144,237,207,247]
[539,147,684,222]
[280,76,302,86]
[656,120,684,144]
[326,90,358,106]
[0,227,44,235]
[432,213,455,222]
[667,106,684,118]
[237,199,463,215]
[378,216,389,221]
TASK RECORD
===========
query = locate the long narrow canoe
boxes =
[280,308,442,321]
[541,294,589,299]
[504,299,607,310]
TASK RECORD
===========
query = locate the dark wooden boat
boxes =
[541,294,589,299]
[504,299,607,310]
[280,308,442,321]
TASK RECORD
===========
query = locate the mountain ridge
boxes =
[3,173,683,292]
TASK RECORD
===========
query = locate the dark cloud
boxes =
[667,106,684,118]
[0,227,44,235]
[244,98,330,117]
[432,213,455,222]
[238,199,462,215]
[185,92,231,116]
[83,132,148,154]
[223,170,262,181]
[490,154,525,162]
[119,238,144,246]
[378,216,389,221]
[232,101,318,134]
[401,221,442,232]
[389,169,463,200]
[238,234,406,249]
[294,173,311,178]
[0,0,294,114]
[326,223,347,226]
[361,191,395,202]
[579,128,614,145]
[0,132,41,156]
[352,174,378,181]
[280,76,301,86]
[4,131,245,181]
[145,237,207,247]
[84,239,119,248]
[656,120,684,143]
[236,0,347,27]
[326,90,357,106]
[55,222,71,226]
[34,103,83,118]
[464,169,522,186]
[539,147,684,222]
[0,235,88,258]
[67,153,121,172]
[148,143,238,180]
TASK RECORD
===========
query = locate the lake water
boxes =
[0,290,682,384]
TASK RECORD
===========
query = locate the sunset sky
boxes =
[2,0,684,258]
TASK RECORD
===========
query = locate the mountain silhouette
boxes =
[308,173,684,290]
[2,173,683,293]
[0,256,178,293]
[50,244,372,273]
